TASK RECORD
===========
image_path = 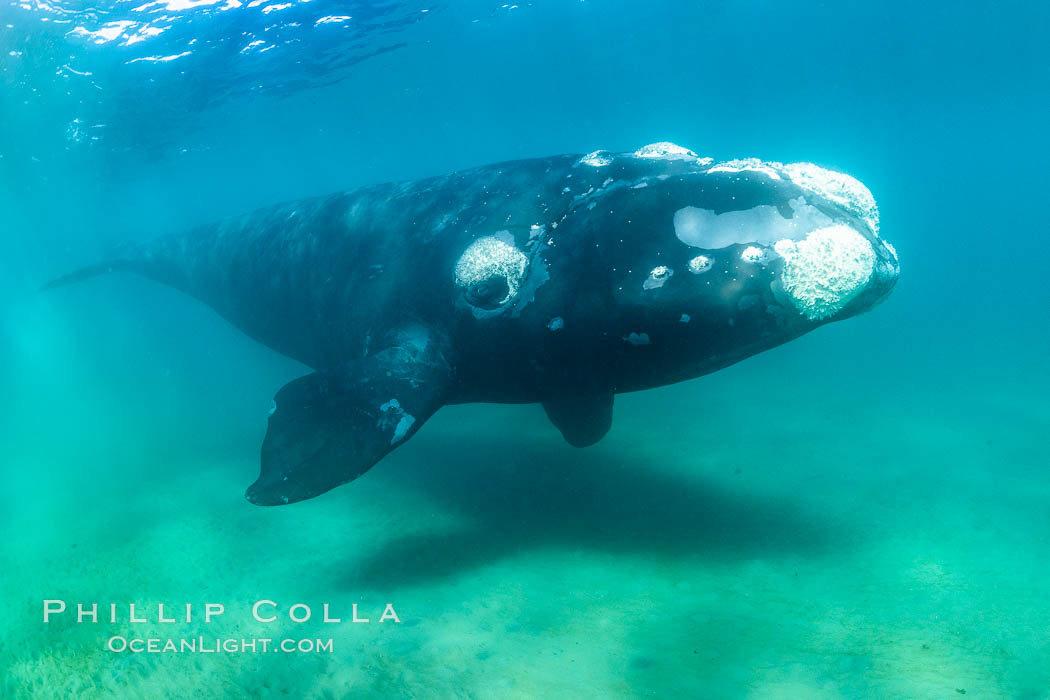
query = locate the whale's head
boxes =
[551,144,899,386]
[445,143,897,394]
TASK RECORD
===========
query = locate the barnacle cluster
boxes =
[774,225,875,320]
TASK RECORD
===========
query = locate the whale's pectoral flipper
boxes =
[246,326,452,506]
[542,392,614,448]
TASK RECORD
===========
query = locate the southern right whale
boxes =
[46,142,899,505]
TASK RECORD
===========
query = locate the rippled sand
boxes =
[4,298,1048,697]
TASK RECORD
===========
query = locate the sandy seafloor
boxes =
[3,275,1048,698]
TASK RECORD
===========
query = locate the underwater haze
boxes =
[2,0,1050,697]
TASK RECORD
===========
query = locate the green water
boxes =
[3,0,1049,697]
[5,283,1049,695]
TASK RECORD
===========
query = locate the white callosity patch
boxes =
[740,246,768,264]
[781,162,880,235]
[774,225,876,320]
[454,234,528,305]
[708,157,782,180]
[688,255,713,274]
[699,157,880,234]
[578,150,613,167]
[643,265,673,290]
[633,142,701,161]
[674,198,833,250]
[623,332,651,346]
[547,317,564,331]
[680,314,691,323]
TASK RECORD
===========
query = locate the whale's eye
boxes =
[454,234,529,311]
[466,276,510,310]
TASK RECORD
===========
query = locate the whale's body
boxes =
[48,143,899,505]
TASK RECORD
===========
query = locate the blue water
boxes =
[2,1,1049,697]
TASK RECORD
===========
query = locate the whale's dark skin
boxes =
[47,144,899,505]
